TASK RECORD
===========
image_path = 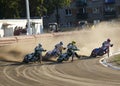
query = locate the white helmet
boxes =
[38,43,42,47]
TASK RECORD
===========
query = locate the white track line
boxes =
[100,51,120,70]
[3,66,27,86]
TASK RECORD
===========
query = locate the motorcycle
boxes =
[90,47,111,58]
[43,47,66,60]
[57,48,79,63]
[22,53,42,63]
[90,44,113,58]
[43,50,60,60]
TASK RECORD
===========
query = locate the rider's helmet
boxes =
[107,38,111,42]
[38,43,42,47]
[60,41,63,45]
[72,41,76,44]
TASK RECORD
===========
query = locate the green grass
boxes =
[113,55,120,65]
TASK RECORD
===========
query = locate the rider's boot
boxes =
[40,55,43,64]
[71,56,74,62]
[75,53,81,59]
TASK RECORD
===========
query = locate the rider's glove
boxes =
[111,44,113,47]
[44,50,47,52]
[63,47,66,50]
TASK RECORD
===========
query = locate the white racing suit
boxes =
[101,41,113,57]
[55,43,65,54]
[101,41,112,53]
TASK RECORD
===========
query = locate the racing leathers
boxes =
[51,47,61,57]
[100,40,113,57]
[67,43,80,61]
[54,42,66,54]
[44,42,65,59]
[34,45,46,63]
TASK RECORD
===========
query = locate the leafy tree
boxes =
[0,0,20,19]
[18,0,26,18]
[29,0,43,18]
[0,0,71,20]
[43,0,71,24]
[18,0,48,18]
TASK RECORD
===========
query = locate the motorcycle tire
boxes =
[22,55,30,63]
[57,59,63,63]
[64,57,69,61]
[90,53,97,58]
[22,59,29,63]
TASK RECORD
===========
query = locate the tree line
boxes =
[0,0,71,20]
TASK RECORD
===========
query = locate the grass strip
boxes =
[113,55,120,65]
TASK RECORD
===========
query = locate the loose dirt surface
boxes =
[0,58,120,86]
[0,22,120,86]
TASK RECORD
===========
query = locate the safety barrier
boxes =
[0,31,78,47]
[0,37,17,47]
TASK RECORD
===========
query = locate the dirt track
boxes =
[0,22,120,86]
[0,57,120,86]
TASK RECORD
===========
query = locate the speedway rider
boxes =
[54,41,66,55]
[34,43,46,63]
[101,38,113,57]
[67,41,80,62]
[44,41,65,59]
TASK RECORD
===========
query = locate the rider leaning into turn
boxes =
[101,38,113,57]
[34,43,46,63]
[54,41,66,54]
[67,41,80,62]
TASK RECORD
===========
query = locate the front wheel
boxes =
[57,58,63,63]
[22,55,29,63]
[22,58,29,63]
[90,51,97,58]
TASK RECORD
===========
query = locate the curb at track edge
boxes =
[99,51,120,70]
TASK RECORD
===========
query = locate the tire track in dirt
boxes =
[3,65,27,86]
[0,57,120,86]
[2,63,44,86]
[40,64,96,86]
[1,22,120,86]
[75,58,120,86]
[1,62,63,86]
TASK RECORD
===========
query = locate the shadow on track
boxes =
[0,55,100,67]
[0,60,24,67]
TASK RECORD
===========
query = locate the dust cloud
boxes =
[0,21,120,62]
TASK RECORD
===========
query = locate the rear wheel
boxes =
[64,57,69,61]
